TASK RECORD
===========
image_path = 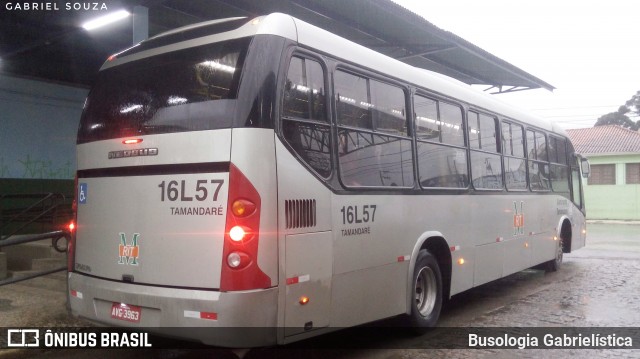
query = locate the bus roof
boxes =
[287,14,560,135]
[103,13,565,137]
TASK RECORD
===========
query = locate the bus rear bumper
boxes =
[67,272,279,347]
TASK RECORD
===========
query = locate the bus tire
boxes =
[545,237,563,272]
[409,249,443,330]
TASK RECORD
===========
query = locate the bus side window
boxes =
[335,70,413,188]
[527,130,550,191]
[503,121,527,190]
[282,56,331,178]
[335,71,372,129]
[549,136,570,196]
[415,95,468,189]
[469,111,503,190]
[283,57,326,122]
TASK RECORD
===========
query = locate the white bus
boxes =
[68,13,589,347]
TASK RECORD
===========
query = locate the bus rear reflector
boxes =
[184,310,217,320]
[220,164,271,291]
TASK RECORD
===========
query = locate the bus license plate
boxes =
[111,303,141,323]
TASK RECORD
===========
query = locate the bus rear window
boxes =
[78,37,251,144]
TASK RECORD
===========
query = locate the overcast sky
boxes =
[390,0,640,129]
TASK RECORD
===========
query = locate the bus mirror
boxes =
[580,158,590,178]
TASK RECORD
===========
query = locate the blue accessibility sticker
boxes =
[79,183,88,204]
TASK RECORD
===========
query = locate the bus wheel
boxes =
[545,237,563,272]
[410,249,443,330]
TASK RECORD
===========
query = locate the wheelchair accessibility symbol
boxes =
[79,183,87,204]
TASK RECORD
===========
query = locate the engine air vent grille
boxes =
[285,199,316,229]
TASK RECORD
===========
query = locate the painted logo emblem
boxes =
[513,201,525,236]
[118,233,140,265]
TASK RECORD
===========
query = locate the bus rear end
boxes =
[68,18,286,347]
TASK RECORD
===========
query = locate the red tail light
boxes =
[122,138,143,144]
[68,174,78,272]
[220,164,271,291]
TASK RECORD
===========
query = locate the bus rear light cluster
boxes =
[220,164,271,291]
[68,175,78,272]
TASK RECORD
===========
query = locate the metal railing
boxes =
[0,193,71,240]
[0,230,69,286]
[0,192,71,286]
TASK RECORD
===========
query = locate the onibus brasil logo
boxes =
[118,233,140,265]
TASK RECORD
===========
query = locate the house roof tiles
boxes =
[566,125,640,155]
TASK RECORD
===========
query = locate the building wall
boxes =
[0,74,86,187]
[0,75,86,233]
[584,154,640,220]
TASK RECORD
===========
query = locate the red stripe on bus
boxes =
[286,277,299,285]
[200,312,218,320]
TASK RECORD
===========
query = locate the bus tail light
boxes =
[122,138,143,145]
[228,226,247,242]
[220,164,271,291]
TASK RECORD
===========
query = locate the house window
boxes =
[588,164,616,185]
[626,163,640,184]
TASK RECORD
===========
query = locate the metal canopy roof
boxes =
[0,0,554,92]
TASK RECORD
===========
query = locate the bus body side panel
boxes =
[68,274,279,347]
[69,129,281,346]
[77,130,231,170]
[274,139,333,337]
[329,194,412,328]
[406,196,475,297]
[74,130,232,288]
[570,208,587,251]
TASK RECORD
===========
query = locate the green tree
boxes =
[595,91,640,130]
